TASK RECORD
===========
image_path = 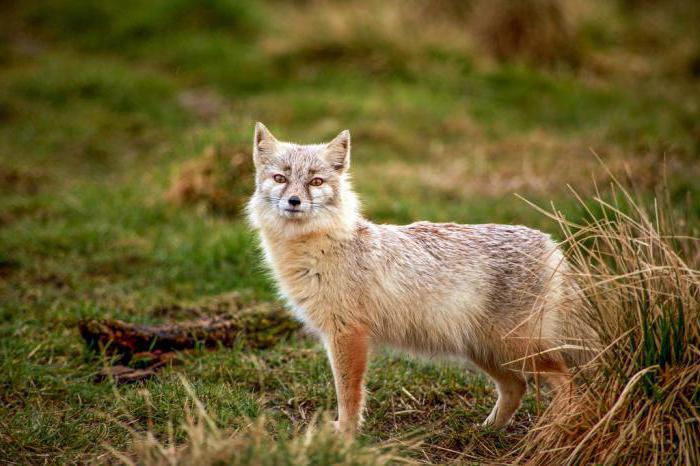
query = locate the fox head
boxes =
[247,123,360,238]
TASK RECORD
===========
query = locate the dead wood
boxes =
[79,306,301,383]
[80,307,300,355]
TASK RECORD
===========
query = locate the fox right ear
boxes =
[253,122,277,166]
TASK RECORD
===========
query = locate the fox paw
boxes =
[482,410,498,427]
[330,420,341,432]
[329,420,357,438]
[481,407,514,428]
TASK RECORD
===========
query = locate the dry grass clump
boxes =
[511,170,700,464]
[114,379,406,466]
[470,0,578,65]
[266,0,474,76]
[0,163,46,195]
[166,144,253,217]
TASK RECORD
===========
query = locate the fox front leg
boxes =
[323,324,369,436]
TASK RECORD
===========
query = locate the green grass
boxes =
[0,0,698,463]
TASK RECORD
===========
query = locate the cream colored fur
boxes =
[247,123,586,435]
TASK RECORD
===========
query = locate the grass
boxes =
[0,0,698,463]
[512,176,700,464]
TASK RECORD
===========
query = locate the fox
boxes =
[247,122,589,435]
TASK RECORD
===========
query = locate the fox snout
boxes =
[282,194,306,214]
[280,193,309,217]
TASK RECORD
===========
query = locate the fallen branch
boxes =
[79,306,300,383]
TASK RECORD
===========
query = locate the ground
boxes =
[0,0,698,464]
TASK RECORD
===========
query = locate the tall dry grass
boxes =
[512,165,700,464]
[113,378,412,466]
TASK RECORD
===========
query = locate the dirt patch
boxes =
[0,164,47,195]
[166,144,254,218]
[33,272,71,290]
[0,257,20,278]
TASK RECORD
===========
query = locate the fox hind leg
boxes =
[481,366,527,428]
[544,359,573,402]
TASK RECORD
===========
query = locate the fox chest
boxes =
[268,248,351,329]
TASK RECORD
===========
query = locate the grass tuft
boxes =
[166,143,254,217]
[511,171,700,465]
[470,0,578,65]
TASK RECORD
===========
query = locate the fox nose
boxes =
[288,196,301,207]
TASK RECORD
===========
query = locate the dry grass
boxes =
[166,144,254,217]
[470,0,577,65]
[267,0,580,69]
[360,133,692,200]
[265,0,473,77]
[267,0,700,79]
[509,166,700,464]
[113,378,412,466]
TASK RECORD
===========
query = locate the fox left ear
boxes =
[325,130,351,172]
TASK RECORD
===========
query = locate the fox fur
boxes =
[247,123,587,434]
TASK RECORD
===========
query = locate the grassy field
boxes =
[1,0,698,464]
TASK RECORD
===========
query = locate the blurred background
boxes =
[2,0,699,224]
[0,0,698,463]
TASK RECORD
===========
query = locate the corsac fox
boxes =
[247,123,586,435]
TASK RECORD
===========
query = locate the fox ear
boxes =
[325,130,351,172]
[253,122,278,166]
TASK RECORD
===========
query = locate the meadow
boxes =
[0,0,698,464]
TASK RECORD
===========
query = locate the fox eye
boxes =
[309,177,324,187]
[273,174,287,183]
